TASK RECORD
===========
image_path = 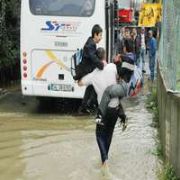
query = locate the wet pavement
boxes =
[0,80,160,180]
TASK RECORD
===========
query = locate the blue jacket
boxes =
[148,37,157,56]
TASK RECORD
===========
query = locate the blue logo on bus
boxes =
[41,21,55,31]
[41,21,80,32]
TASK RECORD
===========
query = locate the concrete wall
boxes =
[157,65,180,177]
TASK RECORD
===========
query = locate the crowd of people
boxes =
[116,26,157,81]
[73,24,157,169]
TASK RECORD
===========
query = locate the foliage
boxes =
[0,0,20,68]
[146,87,163,161]
[146,87,159,127]
[158,164,180,180]
[151,142,163,159]
[0,0,20,85]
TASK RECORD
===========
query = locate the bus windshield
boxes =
[29,0,95,17]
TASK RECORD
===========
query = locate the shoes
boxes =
[95,114,104,125]
[120,116,128,131]
[122,122,128,131]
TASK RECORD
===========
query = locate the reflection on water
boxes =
[0,86,159,180]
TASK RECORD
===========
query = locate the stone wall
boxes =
[157,64,180,177]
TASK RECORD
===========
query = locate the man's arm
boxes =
[150,39,157,55]
[153,38,157,51]
[77,71,94,87]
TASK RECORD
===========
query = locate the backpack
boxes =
[127,66,143,97]
[71,48,83,77]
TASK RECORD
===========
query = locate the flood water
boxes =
[0,83,159,180]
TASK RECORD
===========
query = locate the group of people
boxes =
[116,26,157,81]
[73,24,157,168]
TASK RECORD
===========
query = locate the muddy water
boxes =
[0,88,159,180]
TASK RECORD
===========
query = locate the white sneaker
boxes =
[95,115,104,125]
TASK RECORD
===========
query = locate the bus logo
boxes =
[41,21,80,32]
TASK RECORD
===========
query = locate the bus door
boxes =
[105,0,118,62]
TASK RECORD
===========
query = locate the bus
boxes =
[21,0,118,99]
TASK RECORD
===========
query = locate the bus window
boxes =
[29,0,95,17]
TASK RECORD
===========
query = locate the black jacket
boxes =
[74,37,103,80]
[115,52,135,83]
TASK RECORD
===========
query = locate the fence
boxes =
[159,0,180,91]
[158,0,180,178]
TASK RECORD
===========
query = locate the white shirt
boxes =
[82,63,119,107]
[141,33,146,49]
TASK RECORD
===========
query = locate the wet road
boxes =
[0,84,159,180]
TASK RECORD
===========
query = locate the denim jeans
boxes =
[149,54,156,81]
[140,48,145,71]
[135,53,141,67]
[96,107,119,163]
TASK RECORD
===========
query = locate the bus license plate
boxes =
[48,84,73,92]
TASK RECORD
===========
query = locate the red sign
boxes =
[118,9,133,23]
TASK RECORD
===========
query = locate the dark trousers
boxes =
[81,85,97,109]
[149,54,156,81]
[118,103,126,122]
[96,107,119,163]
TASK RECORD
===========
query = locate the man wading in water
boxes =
[78,47,134,170]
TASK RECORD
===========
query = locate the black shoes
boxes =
[119,116,128,131]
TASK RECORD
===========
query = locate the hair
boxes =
[148,30,153,35]
[96,47,105,60]
[92,24,103,38]
[124,39,134,53]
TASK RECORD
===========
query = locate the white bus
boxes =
[21,0,118,99]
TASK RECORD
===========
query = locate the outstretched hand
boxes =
[77,80,84,86]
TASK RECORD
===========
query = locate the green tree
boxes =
[0,0,20,68]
